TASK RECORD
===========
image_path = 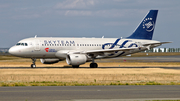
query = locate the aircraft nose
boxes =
[9,46,19,56]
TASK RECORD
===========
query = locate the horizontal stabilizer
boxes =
[143,42,172,46]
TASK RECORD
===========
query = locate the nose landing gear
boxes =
[31,58,36,68]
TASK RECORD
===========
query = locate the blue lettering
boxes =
[53,40,56,44]
[48,40,52,44]
[44,40,48,44]
[61,41,64,44]
[48,49,57,52]
[70,41,75,44]
[43,40,76,45]
[66,41,69,44]
[57,40,60,44]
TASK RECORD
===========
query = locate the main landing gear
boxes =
[72,65,79,68]
[90,59,98,68]
[31,58,36,68]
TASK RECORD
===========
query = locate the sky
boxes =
[0,0,180,48]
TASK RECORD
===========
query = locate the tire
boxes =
[31,64,36,68]
[72,65,79,68]
[90,63,98,68]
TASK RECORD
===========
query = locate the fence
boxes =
[145,48,180,53]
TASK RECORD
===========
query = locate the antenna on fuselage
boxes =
[35,35,37,38]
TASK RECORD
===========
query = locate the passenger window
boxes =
[21,43,24,46]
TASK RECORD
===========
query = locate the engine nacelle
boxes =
[66,54,87,65]
[40,59,60,64]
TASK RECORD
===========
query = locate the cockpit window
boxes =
[16,43,28,46]
[25,43,28,46]
[16,43,21,46]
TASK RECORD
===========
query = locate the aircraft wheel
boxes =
[72,65,79,68]
[31,64,36,68]
[90,63,98,68]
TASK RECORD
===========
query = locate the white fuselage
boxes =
[9,37,160,60]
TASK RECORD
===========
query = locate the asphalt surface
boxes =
[0,86,180,101]
[1,67,180,70]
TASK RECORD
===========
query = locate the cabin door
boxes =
[34,40,40,51]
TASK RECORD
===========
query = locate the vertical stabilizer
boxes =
[127,10,158,40]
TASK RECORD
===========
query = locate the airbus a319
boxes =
[9,10,171,68]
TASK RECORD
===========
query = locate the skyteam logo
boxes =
[102,39,138,49]
[102,39,138,57]
[143,18,154,32]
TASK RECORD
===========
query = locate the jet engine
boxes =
[66,54,87,65]
[40,59,60,64]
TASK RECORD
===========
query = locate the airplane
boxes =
[9,10,171,68]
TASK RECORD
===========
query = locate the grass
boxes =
[0,68,180,86]
[0,81,180,87]
[145,100,180,101]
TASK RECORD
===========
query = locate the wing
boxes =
[84,47,139,54]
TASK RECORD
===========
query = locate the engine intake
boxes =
[66,54,87,65]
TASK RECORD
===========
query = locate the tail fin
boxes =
[127,10,158,40]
